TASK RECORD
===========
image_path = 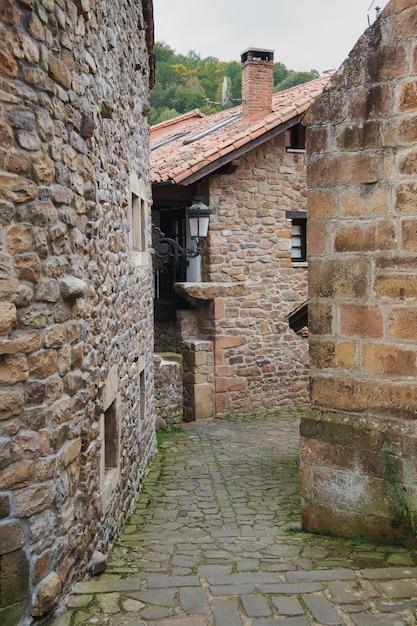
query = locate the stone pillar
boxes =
[302,0,417,547]
[183,340,214,421]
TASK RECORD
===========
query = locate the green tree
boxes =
[276,70,319,91]
[149,82,167,110]
[154,41,176,63]
[150,42,320,124]
[223,60,242,104]
[171,63,196,85]
[197,57,225,103]
[273,62,288,87]
[171,84,206,112]
[186,50,204,70]
[156,107,180,123]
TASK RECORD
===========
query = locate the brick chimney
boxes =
[241,47,274,120]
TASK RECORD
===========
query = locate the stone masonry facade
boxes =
[176,132,309,418]
[154,353,183,425]
[301,0,417,546]
[0,1,155,624]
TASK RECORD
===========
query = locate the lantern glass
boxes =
[186,197,211,241]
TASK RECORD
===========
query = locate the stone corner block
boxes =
[193,383,214,420]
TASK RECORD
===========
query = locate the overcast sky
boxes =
[152,0,390,74]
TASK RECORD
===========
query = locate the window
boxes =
[132,193,146,253]
[139,369,145,434]
[286,210,307,263]
[104,399,118,470]
[286,122,306,152]
[129,173,149,265]
[100,366,120,506]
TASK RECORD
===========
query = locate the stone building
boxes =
[301,0,417,546]
[151,50,329,420]
[0,1,155,623]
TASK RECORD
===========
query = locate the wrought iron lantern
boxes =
[152,197,211,265]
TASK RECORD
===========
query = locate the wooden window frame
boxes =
[129,173,149,266]
[286,210,307,263]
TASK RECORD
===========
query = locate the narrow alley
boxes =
[51,410,417,626]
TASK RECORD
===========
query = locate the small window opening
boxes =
[287,123,306,151]
[291,219,307,262]
[140,370,146,426]
[104,399,118,470]
[132,193,146,252]
[286,210,307,263]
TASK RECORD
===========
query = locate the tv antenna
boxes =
[221,76,242,105]
[205,77,242,107]
[367,0,381,26]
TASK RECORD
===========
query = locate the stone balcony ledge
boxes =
[174,281,247,300]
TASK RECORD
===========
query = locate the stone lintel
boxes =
[174,282,247,300]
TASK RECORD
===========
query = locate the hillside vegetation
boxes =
[150,43,319,125]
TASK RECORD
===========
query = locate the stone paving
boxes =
[50,409,417,626]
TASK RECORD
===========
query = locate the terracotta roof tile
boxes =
[202,147,219,159]
[233,136,251,150]
[151,109,206,142]
[248,120,265,133]
[150,76,330,184]
[174,169,193,184]
[218,146,235,158]
[249,125,267,141]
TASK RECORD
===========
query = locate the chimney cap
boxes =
[240,47,274,63]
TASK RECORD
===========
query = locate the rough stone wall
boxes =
[154,310,195,354]
[211,293,308,414]
[0,1,155,624]
[207,133,307,285]
[301,0,417,544]
[154,353,183,425]
[154,318,182,353]
[188,133,310,415]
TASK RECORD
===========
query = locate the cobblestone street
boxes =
[51,409,417,625]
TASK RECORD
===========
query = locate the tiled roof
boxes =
[150,109,206,142]
[151,76,330,186]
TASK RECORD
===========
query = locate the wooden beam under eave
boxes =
[143,0,155,88]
